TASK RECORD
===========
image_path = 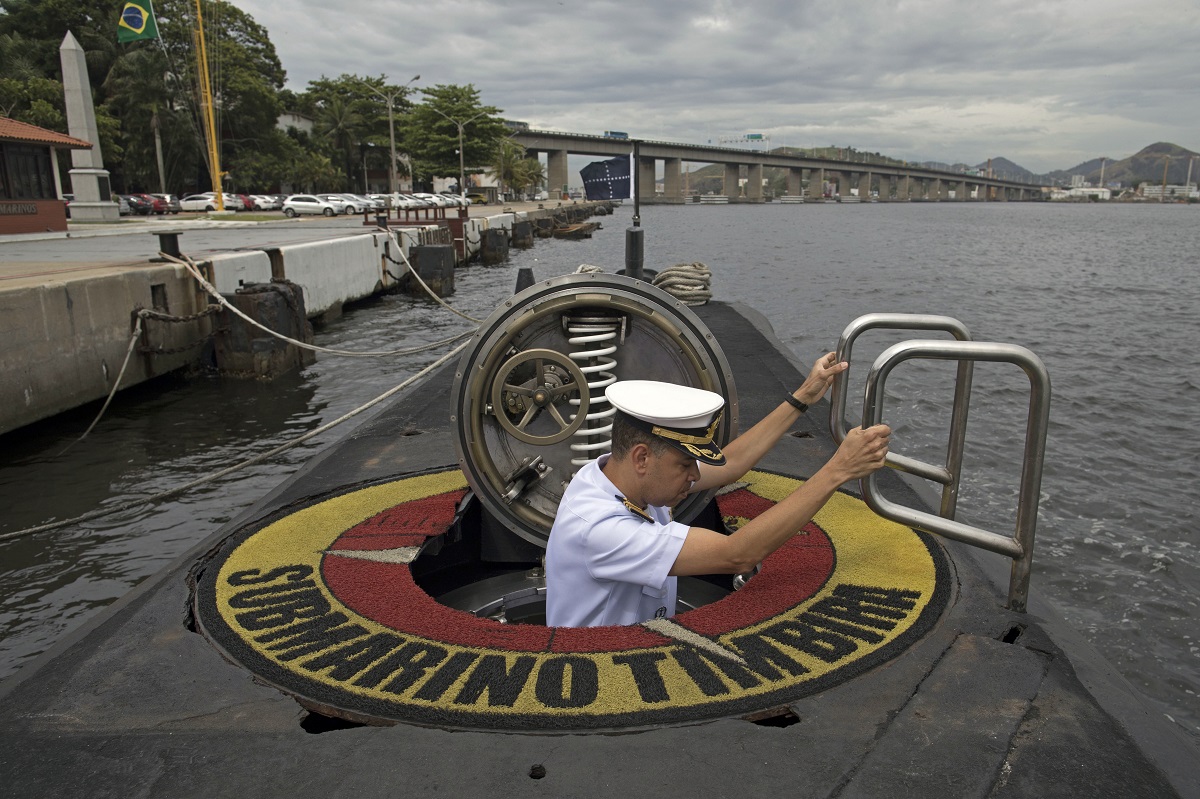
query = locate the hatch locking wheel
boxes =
[490,348,589,445]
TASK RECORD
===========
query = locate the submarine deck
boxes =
[1,300,1196,798]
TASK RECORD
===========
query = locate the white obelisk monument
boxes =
[59,31,119,221]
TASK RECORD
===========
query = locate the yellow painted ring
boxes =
[197,467,949,731]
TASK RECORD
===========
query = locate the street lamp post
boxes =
[360,74,419,196]
[428,107,489,198]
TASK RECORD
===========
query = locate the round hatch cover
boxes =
[451,274,739,546]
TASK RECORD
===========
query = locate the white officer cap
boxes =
[605,380,726,465]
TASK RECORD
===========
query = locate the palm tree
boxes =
[314,94,363,189]
[491,139,527,200]
[514,157,546,198]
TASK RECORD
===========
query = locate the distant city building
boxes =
[1070,174,1086,188]
[1050,186,1112,201]
[1141,183,1198,201]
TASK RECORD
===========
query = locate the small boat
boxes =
[552,221,601,239]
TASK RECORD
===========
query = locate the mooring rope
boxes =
[380,229,483,324]
[0,340,470,544]
[57,314,146,456]
[162,251,477,356]
[652,262,713,305]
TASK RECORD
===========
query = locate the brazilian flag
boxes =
[117,0,159,43]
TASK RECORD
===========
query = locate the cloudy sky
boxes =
[234,0,1199,174]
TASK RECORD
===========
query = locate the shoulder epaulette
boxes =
[616,494,653,522]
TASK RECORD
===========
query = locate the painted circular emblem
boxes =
[196,468,949,731]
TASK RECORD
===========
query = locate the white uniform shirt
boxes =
[545,454,691,627]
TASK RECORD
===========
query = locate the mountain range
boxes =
[923,142,1198,186]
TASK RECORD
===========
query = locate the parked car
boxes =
[440,192,471,207]
[282,194,338,217]
[180,194,214,212]
[333,194,370,213]
[113,194,132,215]
[466,193,489,205]
[251,195,280,211]
[122,194,155,215]
[397,194,428,209]
[316,194,355,214]
[131,193,168,214]
[351,194,386,212]
[412,192,450,208]
[151,194,182,214]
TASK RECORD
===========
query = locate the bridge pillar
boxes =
[805,168,825,200]
[996,186,1008,202]
[663,158,682,202]
[747,163,764,200]
[897,174,909,200]
[547,149,569,199]
[877,175,892,201]
[637,156,656,202]
[787,167,802,198]
[724,163,740,197]
[834,171,852,198]
[957,180,968,201]
[858,172,872,200]
[930,178,943,201]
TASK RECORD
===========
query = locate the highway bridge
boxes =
[510,130,1048,203]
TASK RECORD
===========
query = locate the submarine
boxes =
[1,239,1198,797]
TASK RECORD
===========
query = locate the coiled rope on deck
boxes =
[652,262,712,305]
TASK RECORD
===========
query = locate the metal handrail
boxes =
[858,339,1051,612]
[830,313,974,520]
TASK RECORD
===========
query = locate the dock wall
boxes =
[0,264,208,435]
[0,204,610,436]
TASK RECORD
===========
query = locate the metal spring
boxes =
[566,320,619,466]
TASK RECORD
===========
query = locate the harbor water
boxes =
[1,202,1196,741]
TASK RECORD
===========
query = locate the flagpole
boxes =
[625,140,643,280]
[193,0,224,211]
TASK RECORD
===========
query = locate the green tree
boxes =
[154,0,285,191]
[312,93,361,190]
[403,84,505,188]
[490,138,526,198]
[295,74,409,191]
[516,157,545,196]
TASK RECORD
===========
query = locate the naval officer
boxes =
[545,353,891,628]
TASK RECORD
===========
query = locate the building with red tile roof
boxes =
[1,117,94,234]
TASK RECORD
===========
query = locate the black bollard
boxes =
[624,226,644,281]
[155,231,183,260]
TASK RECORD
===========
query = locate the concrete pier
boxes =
[0,201,611,436]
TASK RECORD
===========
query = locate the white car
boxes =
[318,194,355,214]
[412,192,451,208]
[353,194,386,212]
[251,195,281,211]
[180,193,219,212]
[180,193,243,212]
[332,194,369,213]
[282,194,338,217]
